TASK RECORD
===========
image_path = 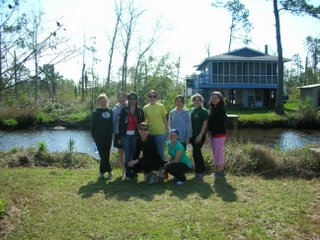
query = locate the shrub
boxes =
[37,141,48,153]
[297,96,318,121]
[0,198,7,219]
[9,147,18,154]
[36,112,53,123]
[279,147,320,178]
[2,118,18,128]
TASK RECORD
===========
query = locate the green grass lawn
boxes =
[1,167,319,240]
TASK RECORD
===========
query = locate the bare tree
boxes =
[120,0,145,92]
[132,20,164,91]
[305,36,320,72]
[1,1,80,98]
[205,42,211,57]
[106,0,123,88]
[211,0,253,51]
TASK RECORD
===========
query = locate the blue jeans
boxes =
[153,134,167,161]
[123,135,137,178]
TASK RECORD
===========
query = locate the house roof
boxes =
[298,84,320,89]
[195,47,291,70]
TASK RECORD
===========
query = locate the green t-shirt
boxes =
[167,140,192,168]
[191,107,208,137]
[143,103,167,134]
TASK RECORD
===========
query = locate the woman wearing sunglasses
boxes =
[128,122,165,184]
[143,90,168,162]
[119,92,144,180]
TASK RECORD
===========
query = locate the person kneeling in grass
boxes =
[165,129,193,185]
[127,122,165,184]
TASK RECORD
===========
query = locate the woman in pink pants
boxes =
[208,91,227,177]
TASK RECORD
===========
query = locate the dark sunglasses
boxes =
[139,128,148,131]
[148,95,157,98]
[129,98,137,100]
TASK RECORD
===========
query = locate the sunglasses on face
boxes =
[139,128,148,131]
[129,98,137,100]
[148,95,157,98]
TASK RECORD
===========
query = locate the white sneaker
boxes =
[98,173,105,179]
[176,181,184,186]
[107,172,113,179]
[144,172,152,182]
[148,173,158,184]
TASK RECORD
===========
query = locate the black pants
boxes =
[95,136,112,174]
[190,136,206,174]
[131,157,165,174]
[165,162,190,182]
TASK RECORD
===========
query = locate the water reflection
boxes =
[0,128,319,154]
[276,130,320,150]
[231,128,320,151]
[0,129,101,158]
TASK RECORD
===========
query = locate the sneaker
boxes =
[148,173,158,184]
[158,168,164,178]
[195,173,204,179]
[214,171,225,177]
[144,172,152,182]
[98,173,105,179]
[107,172,113,179]
[176,181,184,186]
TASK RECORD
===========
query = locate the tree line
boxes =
[0,0,319,114]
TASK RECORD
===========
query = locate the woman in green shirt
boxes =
[190,93,208,179]
[165,129,192,185]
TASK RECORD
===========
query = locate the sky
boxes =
[26,0,320,82]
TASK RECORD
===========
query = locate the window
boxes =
[237,62,242,75]
[273,63,277,75]
[212,63,217,74]
[243,63,248,75]
[267,63,272,75]
[249,63,254,75]
[224,62,230,75]
[218,62,223,75]
[230,62,236,75]
[255,63,260,75]
[261,63,266,75]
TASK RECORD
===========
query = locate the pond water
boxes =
[0,128,319,156]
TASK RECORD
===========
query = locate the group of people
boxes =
[91,89,227,185]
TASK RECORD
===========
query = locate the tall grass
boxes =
[1,141,319,179]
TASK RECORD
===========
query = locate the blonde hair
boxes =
[98,93,108,102]
[191,93,204,103]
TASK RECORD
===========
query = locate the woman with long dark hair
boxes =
[190,93,208,179]
[119,92,144,179]
[208,91,227,177]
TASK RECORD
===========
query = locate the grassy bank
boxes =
[0,168,319,240]
[1,142,320,239]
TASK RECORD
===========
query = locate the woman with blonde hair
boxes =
[91,93,113,180]
[190,93,208,179]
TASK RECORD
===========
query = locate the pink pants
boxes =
[210,137,226,166]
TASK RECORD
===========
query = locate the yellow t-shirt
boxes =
[143,103,167,134]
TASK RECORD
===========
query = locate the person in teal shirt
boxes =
[165,129,192,185]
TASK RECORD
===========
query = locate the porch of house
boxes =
[197,88,277,108]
